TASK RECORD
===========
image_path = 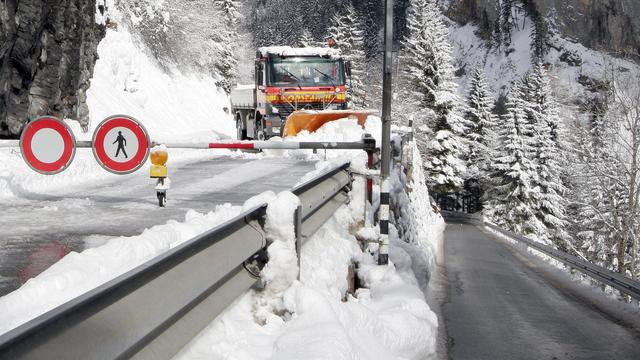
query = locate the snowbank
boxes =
[0,203,243,334]
[258,46,342,59]
[174,119,442,360]
[175,182,439,360]
[391,141,446,291]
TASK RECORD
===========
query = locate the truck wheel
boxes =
[257,130,266,141]
[236,119,247,140]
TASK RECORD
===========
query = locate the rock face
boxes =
[447,0,640,56]
[0,1,105,137]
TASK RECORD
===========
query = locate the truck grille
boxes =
[274,103,337,118]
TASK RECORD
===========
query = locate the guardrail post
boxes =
[362,134,376,205]
[294,205,302,280]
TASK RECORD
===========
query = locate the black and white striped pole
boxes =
[378,0,394,266]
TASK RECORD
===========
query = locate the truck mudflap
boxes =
[283,110,377,137]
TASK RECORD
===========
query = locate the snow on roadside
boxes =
[0,18,235,200]
[0,203,243,334]
[175,178,439,360]
[174,120,441,360]
[1,115,444,359]
[391,141,446,291]
[85,25,235,141]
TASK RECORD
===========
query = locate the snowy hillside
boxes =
[0,5,236,200]
[448,16,639,118]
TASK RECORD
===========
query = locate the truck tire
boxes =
[236,117,247,140]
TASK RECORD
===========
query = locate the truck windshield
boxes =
[268,57,345,87]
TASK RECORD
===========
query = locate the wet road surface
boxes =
[441,222,640,360]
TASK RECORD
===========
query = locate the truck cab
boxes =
[231,46,350,140]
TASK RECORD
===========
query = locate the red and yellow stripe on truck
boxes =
[265,86,347,104]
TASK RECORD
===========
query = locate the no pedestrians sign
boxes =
[20,116,76,175]
[92,115,150,174]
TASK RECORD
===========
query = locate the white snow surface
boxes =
[174,120,442,360]
[448,16,640,122]
[0,203,244,334]
[86,25,235,141]
[258,46,342,59]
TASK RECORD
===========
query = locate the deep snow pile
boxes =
[0,6,235,200]
[173,119,443,360]
[175,186,438,360]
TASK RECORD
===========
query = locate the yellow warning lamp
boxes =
[150,145,168,178]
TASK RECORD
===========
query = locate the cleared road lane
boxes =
[441,222,640,360]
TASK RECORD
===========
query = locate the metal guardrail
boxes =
[442,211,640,301]
[0,162,353,360]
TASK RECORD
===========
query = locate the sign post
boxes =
[20,116,76,175]
[378,0,394,265]
[92,115,150,174]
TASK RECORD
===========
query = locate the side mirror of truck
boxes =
[345,61,352,78]
[256,62,264,87]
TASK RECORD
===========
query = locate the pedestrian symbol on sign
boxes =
[113,131,128,158]
[92,115,150,174]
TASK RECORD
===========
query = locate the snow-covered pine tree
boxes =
[212,0,241,93]
[463,67,497,190]
[327,4,368,108]
[520,64,569,246]
[214,0,240,25]
[401,0,468,193]
[492,0,503,49]
[501,0,523,49]
[529,9,548,63]
[297,29,316,47]
[572,115,615,269]
[486,82,543,235]
[354,0,383,58]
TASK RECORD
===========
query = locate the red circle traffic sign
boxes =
[92,115,150,174]
[20,116,76,175]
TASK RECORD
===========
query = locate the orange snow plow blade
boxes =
[283,110,378,137]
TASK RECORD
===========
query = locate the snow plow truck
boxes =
[231,46,371,140]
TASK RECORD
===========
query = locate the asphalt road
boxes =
[441,222,640,360]
[0,156,315,296]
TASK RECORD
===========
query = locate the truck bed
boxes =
[230,85,256,109]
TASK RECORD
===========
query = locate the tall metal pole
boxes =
[378,0,393,266]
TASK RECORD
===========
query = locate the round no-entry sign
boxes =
[92,115,150,174]
[20,116,76,175]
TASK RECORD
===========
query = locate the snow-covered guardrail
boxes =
[0,162,353,360]
[443,212,640,301]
